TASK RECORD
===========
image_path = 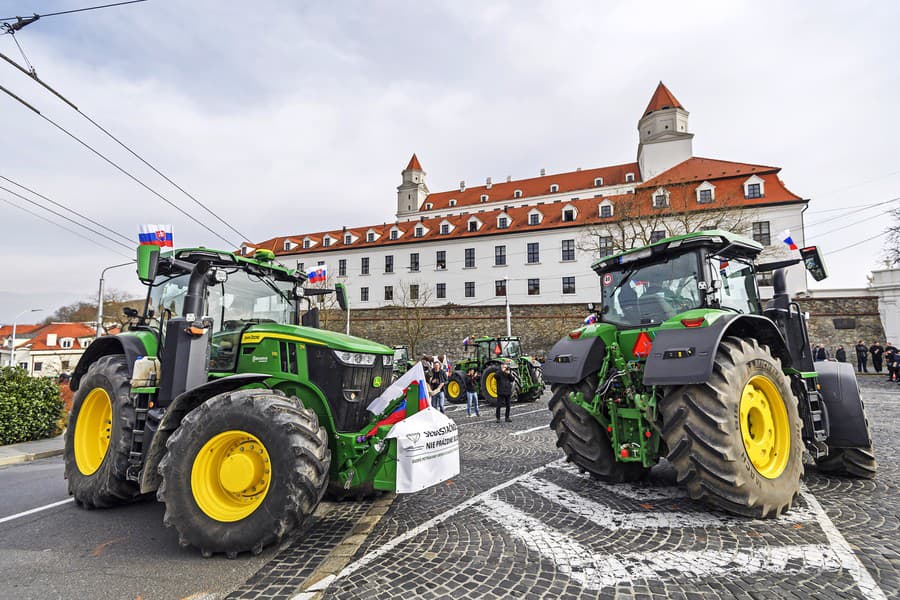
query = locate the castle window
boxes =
[344,234,352,245]
[549,184,559,193]
[650,230,667,243]
[323,237,331,247]
[440,223,450,235]
[600,204,613,218]
[743,175,766,199]
[652,190,669,209]
[425,203,433,210]
[752,221,771,246]
[303,240,311,249]
[594,177,603,186]
[414,226,424,238]
[468,220,479,232]
[480,194,489,202]
[698,189,713,204]
[366,232,375,242]
[529,212,540,225]
[390,229,399,240]
[747,183,762,198]
[563,208,576,222]
[283,241,292,252]
[514,189,523,198]
[465,281,475,297]
[625,173,635,183]
[497,216,509,229]
[449,199,457,207]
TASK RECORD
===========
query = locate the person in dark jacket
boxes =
[855,340,869,373]
[814,344,827,362]
[429,361,448,413]
[495,362,514,423]
[870,342,884,373]
[835,346,846,363]
[886,345,899,382]
[465,368,480,417]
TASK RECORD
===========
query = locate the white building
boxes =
[868,268,900,343]
[0,322,95,377]
[248,83,809,308]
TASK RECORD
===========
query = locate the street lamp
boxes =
[97,261,136,338]
[9,308,43,367]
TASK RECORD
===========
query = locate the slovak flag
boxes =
[139,224,173,247]
[306,265,327,283]
[782,230,798,251]
[364,380,430,438]
[583,314,597,325]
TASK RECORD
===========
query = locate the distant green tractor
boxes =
[391,345,415,380]
[543,230,876,518]
[446,336,544,405]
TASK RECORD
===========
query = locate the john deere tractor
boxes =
[446,336,544,405]
[543,230,876,518]
[65,245,422,557]
[391,345,415,380]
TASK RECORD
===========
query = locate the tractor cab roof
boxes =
[474,336,521,343]
[161,248,304,282]
[591,230,762,275]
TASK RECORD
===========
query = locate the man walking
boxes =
[495,363,514,423]
[835,345,846,363]
[870,341,884,373]
[465,368,480,417]
[855,340,869,373]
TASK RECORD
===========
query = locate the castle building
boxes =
[247,83,808,309]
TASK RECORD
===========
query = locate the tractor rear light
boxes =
[644,431,651,438]
[568,330,582,339]
[620,448,630,458]
[680,317,705,328]
[607,426,613,433]
[632,332,653,358]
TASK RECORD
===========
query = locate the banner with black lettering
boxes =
[385,406,460,493]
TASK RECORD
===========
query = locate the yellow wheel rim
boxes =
[486,372,498,398]
[740,375,790,479]
[74,387,113,476]
[447,380,460,398]
[191,430,271,522]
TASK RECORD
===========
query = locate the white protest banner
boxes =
[386,407,460,493]
[367,361,428,415]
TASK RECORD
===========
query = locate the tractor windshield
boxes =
[482,339,521,359]
[600,252,702,327]
[709,256,761,314]
[393,347,409,363]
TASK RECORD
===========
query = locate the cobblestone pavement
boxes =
[306,379,899,600]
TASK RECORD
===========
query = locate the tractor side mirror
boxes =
[800,246,828,282]
[137,245,160,284]
[334,282,348,311]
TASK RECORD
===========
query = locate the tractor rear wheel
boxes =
[446,371,467,404]
[517,363,543,402]
[481,364,501,406]
[660,337,803,518]
[64,354,140,508]
[815,447,877,479]
[158,389,330,557]
[549,379,648,483]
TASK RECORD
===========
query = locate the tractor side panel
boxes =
[542,336,606,385]
[815,361,872,448]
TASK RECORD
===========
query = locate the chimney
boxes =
[486,177,492,189]
[46,333,57,347]
[506,176,512,182]
[459,180,466,192]
[576,167,582,171]
[540,168,546,176]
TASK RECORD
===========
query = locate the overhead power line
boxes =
[1,1,147,24]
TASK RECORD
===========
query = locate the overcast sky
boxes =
[0,0,897,323]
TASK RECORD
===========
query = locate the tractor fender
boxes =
[139,373,270,494]
[542,335,606,385]
[643,314,791,386]
[70,334,148,391]
[814,361,872,448]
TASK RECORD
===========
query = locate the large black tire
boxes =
[64,354,140,508]
[815,447,877,479]
[446,371,467,404]
[158,389,330,557]
[481,364,501,406]
[659,337,804,518]
[549,380,648,483]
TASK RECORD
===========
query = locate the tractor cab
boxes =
[476,337,521,362]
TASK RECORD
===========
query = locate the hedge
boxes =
[0,367,65,446]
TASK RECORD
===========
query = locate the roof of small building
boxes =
[14,322,96,351]
[0,324,41,337]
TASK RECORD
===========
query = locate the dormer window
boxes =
[497,216,509,229]
[344,234,352,245]
[323,237,332,248]
[625,173,635,183]
[549,184,559,193]
[440,223,450,235]
[60,338,74,349]
[468,220,478,232]
[366,232,375,242]
[744,175,765,199]
[449,199,457,207]
[414,226,424,238]
[594,177,603,187]
[652,188,670,209]
[513,189,523,199]
[600,203,613,218]
[390,229,400,240]
[303,240,311,249]
[480,194,489,202]
[528,210,542,225]
[562,208,576,222]
[425,203,433,210]
[696,181,716,204]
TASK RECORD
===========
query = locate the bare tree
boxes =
[391,279,432,357]
[883,207,900,267]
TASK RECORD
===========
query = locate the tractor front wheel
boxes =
[158,389,330,557]
[549,380,648,482]
[660,337,803,518]
[446,371,467,404]
[64,354,140,508]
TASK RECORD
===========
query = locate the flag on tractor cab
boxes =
[306,265,327,283]
[364,379,430,438]
[139,224,173,247]
[719,258,730,271]
[583,313,597,325]
[782,230,798,251]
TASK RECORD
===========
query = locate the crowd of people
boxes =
[423,357,517,423]
[812,340,900,381]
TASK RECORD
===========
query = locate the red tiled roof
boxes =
[644,82,684,116]
[406,153,423,171]
[422,162,640,212]
[0,324,41,337]
[639,157,786,188]
[15,322,96,351]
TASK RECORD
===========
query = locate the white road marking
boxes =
[290,574,336,600]
[510,425,548,437]
[552,462,689,500]
[456,407,548,426]
[0,497,73,525]
[332,459,566,582]
[523,475,815,528]
[801,488,888,600]
[477,496,842,590]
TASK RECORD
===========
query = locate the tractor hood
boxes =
[240,323,391,354]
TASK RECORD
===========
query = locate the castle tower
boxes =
[637,82,694,180]
[397,154,429,218]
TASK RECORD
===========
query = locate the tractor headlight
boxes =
[334,350,377,366]
[382,354,394,366]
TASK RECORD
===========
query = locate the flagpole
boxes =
[505,276,511,337]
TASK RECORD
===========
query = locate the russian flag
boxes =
[782,230,798,251]
[583,314,597,325]
[139,224,173,247]
[306,265,327,283]
[364,380,430,438]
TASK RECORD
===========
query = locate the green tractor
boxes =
[65,245,435,557]
[543,230,876,518]
[446,336,544,405]
[391,345,415,380]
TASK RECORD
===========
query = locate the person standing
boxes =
[835,346,847,363]
[814,344,827,362]
[429,361,448,413]
[495,362,513,423]
[855,340,869,373]
[870,341,884,373]
[886,346,899,382]
[465,368,480,417]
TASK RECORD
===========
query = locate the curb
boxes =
[0,447,64,468]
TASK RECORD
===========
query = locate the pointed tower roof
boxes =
[643,82,684,116]
[405,153,423,171]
